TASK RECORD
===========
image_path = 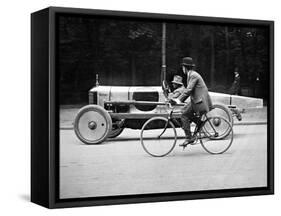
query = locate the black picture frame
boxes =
[31,6,274,208]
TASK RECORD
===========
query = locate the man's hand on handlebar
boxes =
[168,98,181,105]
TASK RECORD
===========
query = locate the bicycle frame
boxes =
[157,105,220,141]
[157,107,175,139]
[140,105,234,156]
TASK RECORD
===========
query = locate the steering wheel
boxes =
[162,80,171,99]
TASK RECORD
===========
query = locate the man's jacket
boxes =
[178,70,212,113]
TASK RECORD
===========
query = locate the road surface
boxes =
[59,124,267,199]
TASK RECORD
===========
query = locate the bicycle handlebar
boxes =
[166,101,185,108]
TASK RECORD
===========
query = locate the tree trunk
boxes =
[238,29,247,79]
[225,26,231,84]
[191,25,200,68]
[131,53,137,85]
[210,28,216,89]
[161,22,166,85]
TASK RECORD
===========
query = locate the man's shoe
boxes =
[179,136,196,147]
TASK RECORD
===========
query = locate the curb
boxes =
[233,121,267,126]
[60,121,267,130]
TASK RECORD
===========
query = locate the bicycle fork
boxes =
[205,117,219,138]
[157,110,174,139]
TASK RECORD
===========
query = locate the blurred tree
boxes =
[58,15,270,104]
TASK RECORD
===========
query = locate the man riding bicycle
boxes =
[170,57,213,146]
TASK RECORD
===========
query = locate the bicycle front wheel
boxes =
[140,117,177,157]
[199,116,233,154]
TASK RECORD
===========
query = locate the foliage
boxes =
[58,15,269,104]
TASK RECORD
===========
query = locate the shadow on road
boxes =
[107,136,186,142]
[73,131,247,147]
[139,147,234,158]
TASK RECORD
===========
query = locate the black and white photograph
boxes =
[57,11,272,200]
[2,0,281,213]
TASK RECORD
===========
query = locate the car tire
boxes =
[74,105,112,144]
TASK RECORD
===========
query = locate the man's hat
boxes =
[171,75,183,85]
[181,57,195,67]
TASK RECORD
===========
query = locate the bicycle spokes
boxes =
[141,117,177,157]
[200,117,233,154]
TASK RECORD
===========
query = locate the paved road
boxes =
[60,125,267,199]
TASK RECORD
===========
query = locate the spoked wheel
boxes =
[202,103,233,139]
[199,116,233,154]
[140,117,177,157]
[74,105,112,144]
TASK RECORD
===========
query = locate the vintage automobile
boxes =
[73,80,248,145]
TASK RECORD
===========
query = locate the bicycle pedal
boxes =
[180,143,190,150]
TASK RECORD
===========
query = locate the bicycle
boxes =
[140,102,234,157]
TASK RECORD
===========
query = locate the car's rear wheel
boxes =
[74,105,112,144]
[202,103,233,139]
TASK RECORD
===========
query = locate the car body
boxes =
[74,84,262,144]
[88,85,248,130]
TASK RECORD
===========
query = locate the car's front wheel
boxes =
[74,105,112,144]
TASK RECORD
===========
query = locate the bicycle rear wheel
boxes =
[140,117,177,157]
[199,116,233,154]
